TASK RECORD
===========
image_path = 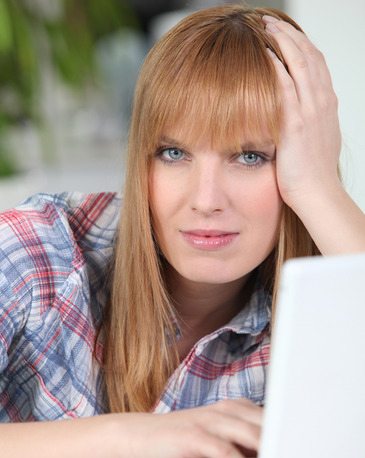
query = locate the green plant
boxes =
[0,0,139,177]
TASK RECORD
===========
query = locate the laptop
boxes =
[259,253,365,458]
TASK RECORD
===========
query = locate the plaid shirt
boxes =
[0,192,271,421]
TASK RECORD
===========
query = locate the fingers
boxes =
[213,398,263,427]
[262,15,335,104]
[266,47,302,133]
[165,398,263,457]
[206,414,260,451]
[195,431,246,458]
[197,398,263,453]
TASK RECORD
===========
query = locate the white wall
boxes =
[286,0,365,211]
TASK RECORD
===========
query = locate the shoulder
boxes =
[1,190,121,235]
[0,191,121,269]
[0,191,121,318]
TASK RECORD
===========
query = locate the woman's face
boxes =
[149,129,283,285]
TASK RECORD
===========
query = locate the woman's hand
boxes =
[117,398,263,458]
[263,15,365,255]
[0,400,261,458]
[263,15,341,208]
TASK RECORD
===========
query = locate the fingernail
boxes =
[266,23,280,33]
[262,15,280,23]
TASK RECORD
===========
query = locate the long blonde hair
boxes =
[104,4,319,413]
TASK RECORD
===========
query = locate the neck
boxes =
[166,266,252,337]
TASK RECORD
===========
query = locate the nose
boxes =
[190,161,227,216]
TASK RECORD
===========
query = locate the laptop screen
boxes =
[259,253,365,458]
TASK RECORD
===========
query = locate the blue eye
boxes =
[159,147,185,162]
[237,151,263,166]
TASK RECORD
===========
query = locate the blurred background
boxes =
[0,0,364,211]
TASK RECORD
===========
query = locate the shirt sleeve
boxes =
[0,191,118,378]
[0,269,30,372]
[0,194,62,374]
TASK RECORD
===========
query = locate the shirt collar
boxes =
[219,287,272,336]
[168,285,272,351]
[214,287,272,355]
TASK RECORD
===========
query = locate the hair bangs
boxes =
[140,11,283,155]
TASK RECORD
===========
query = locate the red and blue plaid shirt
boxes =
[0,192,271,421]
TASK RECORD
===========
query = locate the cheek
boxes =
[257,182,282,216]
[149,161,188,211]
[238,174,282,227]
[149,170,163,227]
[149,167,180,238]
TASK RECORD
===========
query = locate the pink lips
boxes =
[181,230,239,251]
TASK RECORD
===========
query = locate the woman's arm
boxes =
[0,398,262,458]
[0,415,120,458]
[284,180,365,255]
[263,15,365,255]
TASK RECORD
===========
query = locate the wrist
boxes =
[282,177,344,216]
[283,180,365,255]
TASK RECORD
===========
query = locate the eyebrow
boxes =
[159,136,189,149]
[159,135,275,152]
[238,141,275,150]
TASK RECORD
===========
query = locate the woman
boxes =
[1,4,364,457]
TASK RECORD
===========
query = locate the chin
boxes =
[177,263,251,285]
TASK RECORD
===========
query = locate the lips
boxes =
[183,230,237,237]
[181,229,239,250]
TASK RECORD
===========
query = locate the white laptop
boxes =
[259,253,365,458]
